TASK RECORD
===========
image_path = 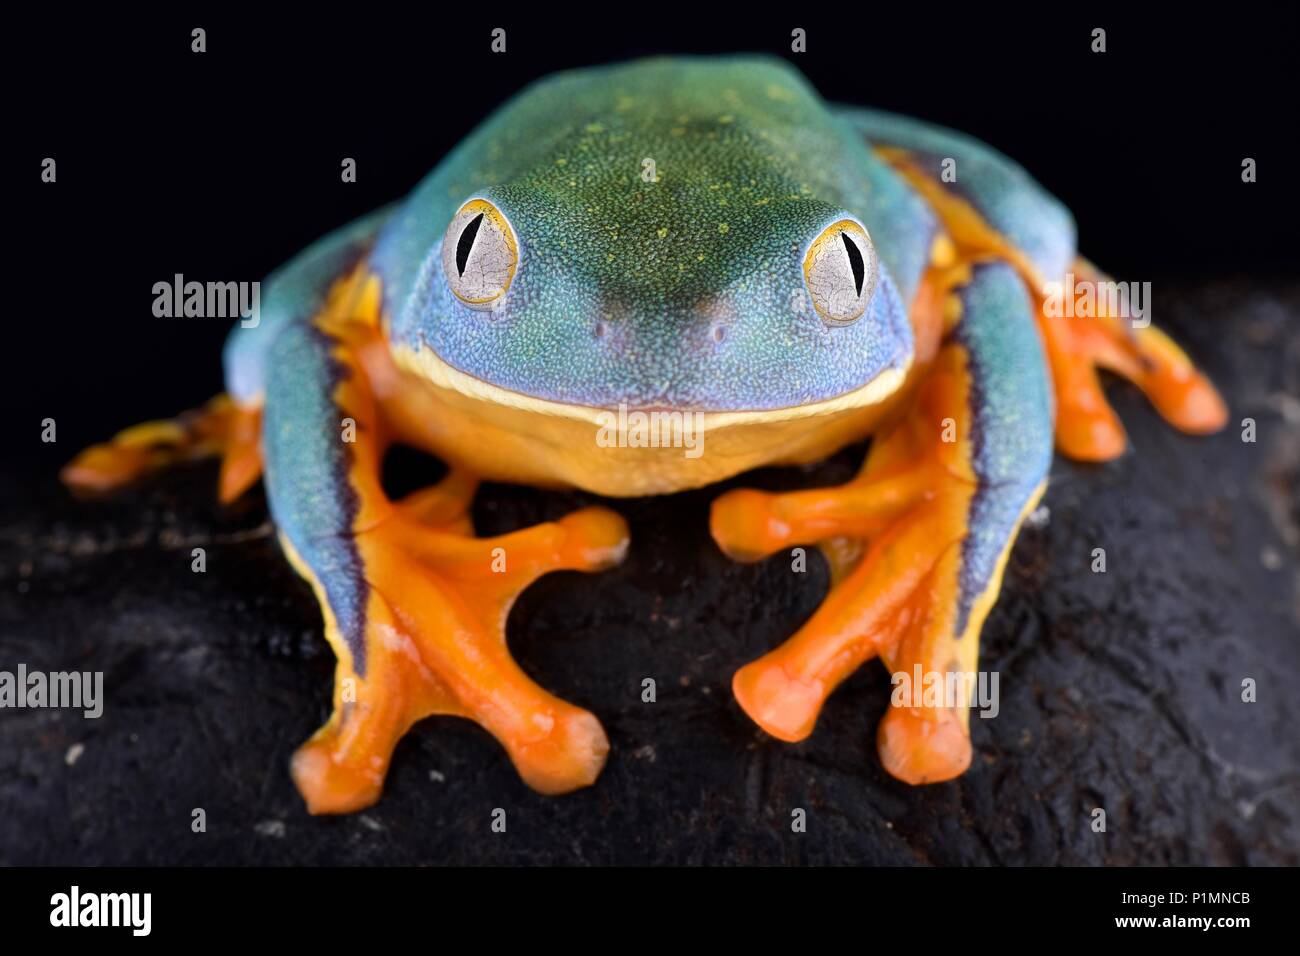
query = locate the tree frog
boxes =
[64,56,1226,813]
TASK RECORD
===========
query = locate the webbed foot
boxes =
[289,468,629,813]
[61,394,263,503]
[713,261,1052,784]
[1038,259,1227,460]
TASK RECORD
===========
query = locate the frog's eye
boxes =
[441,198,520,309]
[802,219,878,326]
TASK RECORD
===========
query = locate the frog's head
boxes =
[384,57,913,422]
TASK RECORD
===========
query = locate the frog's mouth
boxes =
[384,337,913,496]
[390,340,911,429]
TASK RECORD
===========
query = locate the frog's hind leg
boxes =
[838,106,1227,461]
[1039,257,1227,459]
[265,310,629,814]
[712,262,1052,783]
[60,394,262,504]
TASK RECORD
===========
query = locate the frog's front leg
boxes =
[264,318,629,814]
[712,262,1051,783]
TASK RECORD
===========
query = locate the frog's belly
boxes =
[361,338,911,497]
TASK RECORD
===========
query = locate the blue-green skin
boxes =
[225,56,1065,672]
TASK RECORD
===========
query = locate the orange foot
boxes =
[287,468,630,814]
[1037,258,1227,460]
[711,344,1011,784]
[61,394,263,504]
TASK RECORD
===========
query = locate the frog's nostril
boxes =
[697,296,737,347]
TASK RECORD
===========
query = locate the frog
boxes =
[63,55,1227,814]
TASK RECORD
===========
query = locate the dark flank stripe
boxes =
[261,322,371,674]
[950,262,1054,636]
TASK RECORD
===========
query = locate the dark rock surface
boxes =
[1,279,1297,865]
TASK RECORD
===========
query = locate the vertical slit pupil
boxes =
[456,213,485,276]
[841,232,865,296]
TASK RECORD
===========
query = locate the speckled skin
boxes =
[370,57,927,411]
[843,107,1076,280]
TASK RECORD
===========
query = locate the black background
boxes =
[7,6,1297,468]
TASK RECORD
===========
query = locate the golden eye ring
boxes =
[441,198,520,309]
[802,218,877,326]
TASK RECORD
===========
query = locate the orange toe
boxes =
[61,444,159,493]
[877,706,972,785]
[1147,368,1229,435]
[1055,405,1128,461]
[506,707,610,795]
[291,737,386,815]
[557,507,630,570]
[732,660,824,743]
[710,488,787,562]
